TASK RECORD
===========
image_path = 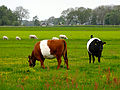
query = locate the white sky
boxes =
[0,0,120,20]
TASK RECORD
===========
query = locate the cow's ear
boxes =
[90,35,93,38]
[102,42,106,45]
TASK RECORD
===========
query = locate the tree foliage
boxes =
[61,7,92,25]
[0,5,120,26]
[104,5,120,25]
[14,6,29,25]
[105,10,120,25]
[60,5,120,25]
[33,16,40,26]
[0,5,19,26]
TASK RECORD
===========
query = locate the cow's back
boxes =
[47,39,65,55]
[34,39,65,59]
[87,38,101,55]
[40,40,55,59]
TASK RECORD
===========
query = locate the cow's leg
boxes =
[63,56,69,69]
[65,59,69,70]
[63,51,69,69]
[88,52,91,63]
[56,56,62,69]
[40,59,45,69]
[98,56,100,63]
[92,55,95,63]
[36,56,45,69]
[39,59,45,69]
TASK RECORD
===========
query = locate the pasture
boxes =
[0,26,120,90]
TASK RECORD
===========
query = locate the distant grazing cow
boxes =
[16,36,21,40]
[3,36,8,40]
[29,35,38,39]
[59,35,68,39]
[28,39,69,69]
[52,37,59,40]
[87,35,106,63]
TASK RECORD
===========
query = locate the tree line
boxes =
[0,5,120,26]
[0,5,29,26]
[54,5,120,25]
[0,5,19,26]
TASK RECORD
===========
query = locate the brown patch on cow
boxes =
[47,40,64,56]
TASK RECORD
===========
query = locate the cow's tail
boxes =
[63,40,69,69]
[63,40,68,61]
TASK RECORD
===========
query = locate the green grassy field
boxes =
[0,26,120,90]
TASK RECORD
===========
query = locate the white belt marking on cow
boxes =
[40,40,55,59]
[87,38,101,54]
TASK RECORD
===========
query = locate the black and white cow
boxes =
[87,35,106,63]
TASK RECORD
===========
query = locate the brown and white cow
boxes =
[28,39,69,69]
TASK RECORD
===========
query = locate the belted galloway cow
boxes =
[28,39,69,69]
[87,35,106,63]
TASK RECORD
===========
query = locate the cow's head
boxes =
[28,55,36,67]
[96,41,106,51]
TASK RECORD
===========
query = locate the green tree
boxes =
[78,7,92,24]
[91,12,97,25]
[105,10,120,25]
[65,7,92,25]
[0,5,19,26]
[33,16,40,26]
[14,6,29,25]
[91,5,113,25]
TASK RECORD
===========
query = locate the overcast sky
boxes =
[0,0,120,20]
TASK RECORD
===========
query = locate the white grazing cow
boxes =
[59,35,68,39]
[3,36,8,40]
[29,35,38,39]
[52,37,59,40]
[16,36,21,40]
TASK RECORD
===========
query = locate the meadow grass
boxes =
[0,25,120,31]
[0,26,120,90]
